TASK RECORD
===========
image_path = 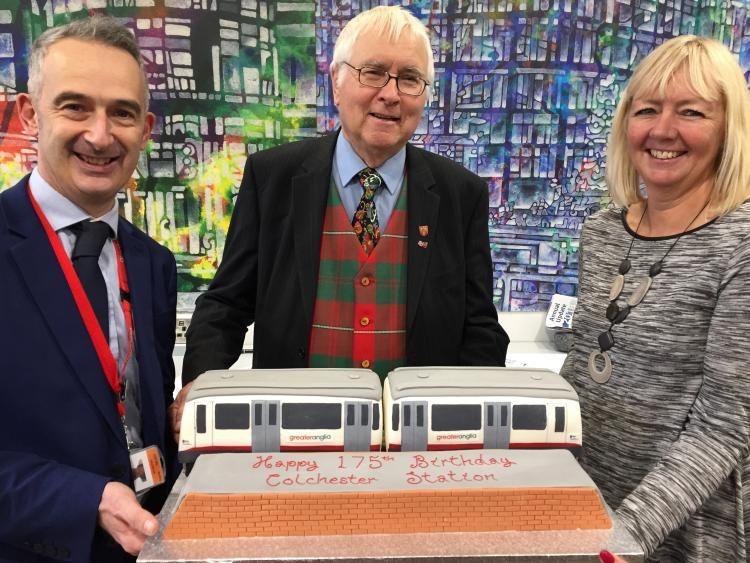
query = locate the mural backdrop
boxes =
[1,1,749,312]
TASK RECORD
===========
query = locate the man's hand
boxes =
[97,482,158,556]
[168,382,193,444]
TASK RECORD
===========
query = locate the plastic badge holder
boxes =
[545,294,577,352]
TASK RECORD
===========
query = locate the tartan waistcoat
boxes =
[308,177,408,380]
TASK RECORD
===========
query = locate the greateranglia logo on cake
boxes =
[435,433,478,441]
[288,433,333,442]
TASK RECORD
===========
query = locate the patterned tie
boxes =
[352,167,382,255]
[70,220,112,340]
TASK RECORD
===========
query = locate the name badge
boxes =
[129,445,166,493]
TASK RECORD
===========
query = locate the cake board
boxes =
[139,450,644,562]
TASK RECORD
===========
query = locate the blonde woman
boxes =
[562,35,750,562]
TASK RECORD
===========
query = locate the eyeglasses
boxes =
[342,62,430,96]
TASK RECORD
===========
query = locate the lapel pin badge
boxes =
[417,240,428,249]
[419,225,429,237]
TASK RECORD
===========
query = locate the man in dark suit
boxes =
[0,16,177,562]
[176,6,508,430]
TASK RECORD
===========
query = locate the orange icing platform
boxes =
[164,450,611,539]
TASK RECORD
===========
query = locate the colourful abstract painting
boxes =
[1,0,748,311]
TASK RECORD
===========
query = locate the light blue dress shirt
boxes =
[29,168,143,449]
[29,168,129,366]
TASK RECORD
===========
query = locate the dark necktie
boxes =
[71,220,111,341]
[352,167,383,255]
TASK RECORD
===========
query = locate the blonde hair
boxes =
[606,35,750,215]
[331,6,434,88]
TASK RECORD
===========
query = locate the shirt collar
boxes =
[334,133,405,195]
[29,168,120,236]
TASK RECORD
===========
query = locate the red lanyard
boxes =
[28,185,133,417]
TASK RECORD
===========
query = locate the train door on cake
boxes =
[344,401,371,451]
[401,401,428,451]
[552,405,566,441]
[484,402,510,448]
[251,400,280,452]
[194,402,212,450]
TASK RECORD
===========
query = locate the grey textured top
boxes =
[386,366,578,400]
[560,202,750,562]
[186,368,382,400]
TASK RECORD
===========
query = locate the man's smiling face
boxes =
[331,29,428,168]
[17,38,153,217]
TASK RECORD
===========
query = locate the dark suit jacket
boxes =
[183,133,508,382]
[0,177,178,563]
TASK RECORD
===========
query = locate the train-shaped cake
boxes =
[178,367,581,465]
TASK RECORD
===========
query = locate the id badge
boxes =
[129,445,166,493]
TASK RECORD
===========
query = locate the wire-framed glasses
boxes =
[343,62,430,96]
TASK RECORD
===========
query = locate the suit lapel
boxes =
[4,181,125,444]
[405,145,440,331]
[292,134,338,326]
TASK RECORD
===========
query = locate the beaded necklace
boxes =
[588,200,710,383]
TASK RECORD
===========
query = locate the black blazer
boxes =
[183,133,508,382]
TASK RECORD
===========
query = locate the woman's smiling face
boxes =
[626,69,725,198]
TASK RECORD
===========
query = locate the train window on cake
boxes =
[372,404,380,430]
[431,405,482,431]
[361,404,369,426]
[269,403,278,425]
[392,406,399,431]
[196,404,206,434]
[512,405,546,430]
[254,403,263,426]
[215,403,250,430]
[554,406,565,432]
[416,405,424,427]
[282,403,341,430]
[346,404,355,425]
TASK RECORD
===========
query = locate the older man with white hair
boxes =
[177,6,509,431]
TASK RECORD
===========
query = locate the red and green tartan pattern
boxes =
[308,178,408,380]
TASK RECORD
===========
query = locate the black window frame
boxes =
[431,404,482,431]
[554,406,565,433]
[215,403,251,430]
[512,404,547,431]
[196,404,206,434]
[281,403,342,430]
